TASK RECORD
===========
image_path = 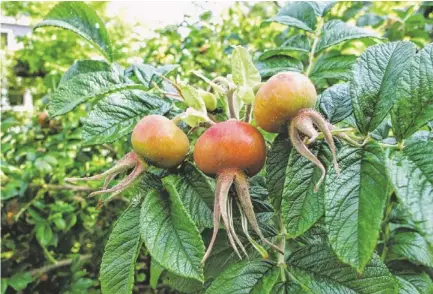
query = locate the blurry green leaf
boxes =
[386,138,433,245]
[149,260,164,289]
[281,35,311,51]
[325,142,389,272]
[391,43,433,140]
[162,162,214,228]
[288,243,396,293]
[166,272,204,294]
[310,54,357,84]
[140,190,205,281]
[34,2,113,61]
[180,84,206,112]
[395,270,433,294]
[8,273,33,291]
[36,222,53,246]
[206,260,276,294]
[231,46,261,103]
[317,20,384,52]
[100,205,141,294]
[198,89,217,111]
[356,14,385,28]
[82,90,171,145]
[34,158,52,174]
[351,41,417,134]
[259,47,308,61]
[1,279,7,294]
[127,64,179,89]
[317,83,352,124]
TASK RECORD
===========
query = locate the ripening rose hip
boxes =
[254,71,317,133]
[254,71,339,192]
[67,114,189,208]
[132,115,189,169]
[194,120,282,264]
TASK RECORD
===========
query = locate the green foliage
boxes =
[2,1,433,293]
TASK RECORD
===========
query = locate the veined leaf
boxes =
[162,162,214,228]
[288,243,396,293]
[386,138,433,245]
[126,64,179,89]
[82,90,171,145]
[324,142,389,271]
[262,2,317,31]
[48,70,144,117]
[316,20,384,53]
[391,43,433,140]
[140,190,205,281]
[256,56,303,79]
[387,231,433,267]
[34,2,113,61]
[351,41,416,134]
[395,270,433,294]
[60,60,113,84]
[205,260,277,294]
[100,205,141,294]
[259,47,309,61]
[310,54,357,84]
[317,83,352,124]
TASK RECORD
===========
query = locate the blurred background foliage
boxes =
[1,1,432,293]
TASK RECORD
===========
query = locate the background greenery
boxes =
[1,1,432,293]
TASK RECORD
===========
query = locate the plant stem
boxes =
[306,18,324,76]
[227,88,238,119]
[244,104,252,123]
[28,254,92,277]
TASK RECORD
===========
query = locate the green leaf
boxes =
[34,2,113,61]
[256,56,303,79]
[60,60,112,84]
[351,41,417,134]
[310,54,357,84]
[166,272,204,294]
[266,134,292,210]
[385,138,433,245]
[232,46,261,87]
[48,70,143,117]
[356,14,385,28]
[127,64,179,89]
[35,222,53,246]
[100,205,141,294]
[282,143,336,237]
[259,47,309,61]
[391,43,433,140]
[262,2,317,31]
[324,142,389,271]
[82,90,171,145]
[288,243,396,293]
[149,260,164,289]
[206,260,276,294]
[387,231,433,267]
[281,35,311,51]
[316,20,384,53]
[8,273,33,291]
[395,270,433,294]
[317,83,352,124]
[162,162,214,228]
[140,190,205,281]
[1,279,7,294]
[180,84,207,112]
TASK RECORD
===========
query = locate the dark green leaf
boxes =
[100,205,141,294]
[391,43,433,140]
[317,83,352,124]
[140,190,205,281]
[1,279,7,294]
[310,54,357,84]
[356,14,385,28]
[259,47,309,61]
[127,64,179,89]
[387,231,433,267]
[35,222,53,246]
[395,270,433,294]
[256,58,303,79]
[288,243,396,293]
[325,142,389,271]
[262,2,317,31]
[206,260,276,294]
[60,60,112,84]
[82,90,171,145]
[162,162,214,228]
[34,2,113,61]
[48,70,144,117]
[149,261,164,289]
[385,139,433,245]
[281,35,311,51]
[256,56,303,79]
[165,272,204,294]
[282,143,335,237]
[266,134,292,210]
[8,273,33,291]
[316,20,384,53]
[351,41,416,134]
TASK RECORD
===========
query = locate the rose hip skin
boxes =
[132,115,190,169]
[254,71,317,133]
[193,120,266,176]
